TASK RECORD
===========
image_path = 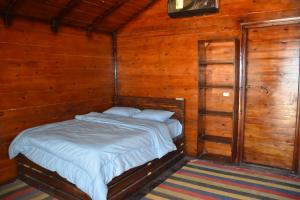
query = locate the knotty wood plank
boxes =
[117,0,300,157]
[204,116,233,138]
[0,18,113,184]
[204,141,232,157]
[205,88,234,113]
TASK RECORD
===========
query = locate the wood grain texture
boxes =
[205,88,234,112]
[115,96,184,123]
[117,0,300,156]
[204,115,233,138]
[243,23,300,170]
[205,64,234,86]
[0,18,114,184]
[0,0,157,33]
[204,141,232,157]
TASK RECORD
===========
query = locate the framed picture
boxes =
[168,0,219,18]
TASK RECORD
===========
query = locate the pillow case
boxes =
[132,109,174,122]
[103,107,141,117]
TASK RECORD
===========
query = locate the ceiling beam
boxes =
[51,0,81,33]
[86,0,127,35]
[115,0,157,32]
[2,0,21,27]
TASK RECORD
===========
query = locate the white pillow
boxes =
[103,107,141,117]
[165,119,183,138]
[132,109,174,122]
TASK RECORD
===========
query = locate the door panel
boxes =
[243,23,300,170]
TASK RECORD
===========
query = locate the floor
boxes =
[1,157,299,200]
[141,159,300,200]
[0,157,188,200]
[128,157,189,199]
[130,157,300,199]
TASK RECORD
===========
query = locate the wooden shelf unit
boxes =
[199,135,232,144]
[197,39,239,162]
[199,60,235,65]
[199,110,233,117]
[199,85,234,89]
[199,153,233,163]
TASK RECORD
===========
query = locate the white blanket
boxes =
[9,113,176,200]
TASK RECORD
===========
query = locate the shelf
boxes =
[199,135,232,144]
[197,39,238,163]
[199,60,235,65]
[199,153,232,163]
[199,110,233,117]
[199,85,234,89]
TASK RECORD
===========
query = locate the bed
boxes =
[11,96,185,200]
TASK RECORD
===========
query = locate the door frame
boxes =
[238,17,300,174]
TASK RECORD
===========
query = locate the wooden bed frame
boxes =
[16,96,185,200]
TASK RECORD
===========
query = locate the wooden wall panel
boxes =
[204,116,233,138]
[205,88,234,112]
[204,141,232,157]
[117,0,300,155]
[203,41,235,61]
[205,64,234,86]
[0,19,113,184]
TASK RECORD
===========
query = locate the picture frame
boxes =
[168,0,219,18]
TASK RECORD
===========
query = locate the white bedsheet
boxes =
[9,113,176,200]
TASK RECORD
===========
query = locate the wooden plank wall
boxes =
[0,18,114,184]
[117,0,300,156]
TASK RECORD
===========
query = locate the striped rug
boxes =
[0,180,57,200]
[143,160,300,200]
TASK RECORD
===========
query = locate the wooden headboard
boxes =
[114,96,185,124]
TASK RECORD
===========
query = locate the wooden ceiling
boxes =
[0,0,156,34]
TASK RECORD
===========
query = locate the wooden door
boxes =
[241,21,300,170]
